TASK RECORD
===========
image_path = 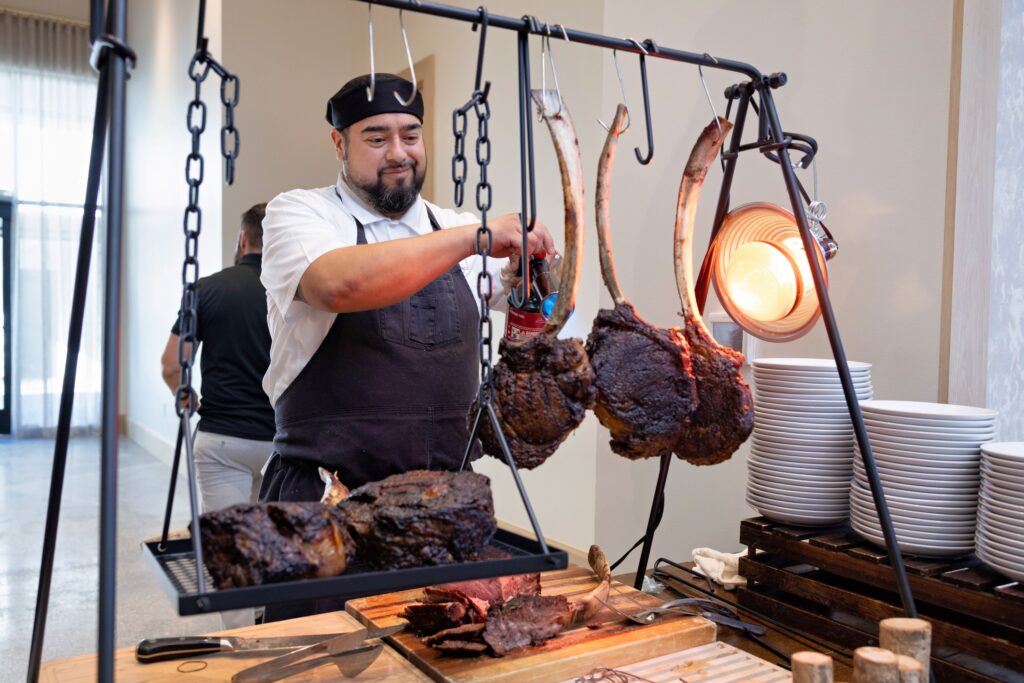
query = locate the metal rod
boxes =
[89,0,103,43]
[694,89,751,310]
[515,28,537,306]
[158,421,186,549]
[460,404,482,471]
[351,0,762,80]
[181,411,207,595]
[633,452,672,590]
[98,0,128,677]
[26,44,111,683]
[634,51,654,165]
[758,87,919,618]
[486,402,549,554]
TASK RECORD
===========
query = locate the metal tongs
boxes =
[596,591,766,636]
[230,624,404,683]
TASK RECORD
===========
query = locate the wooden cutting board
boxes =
[346,566,716,683]
[40,611,429,682]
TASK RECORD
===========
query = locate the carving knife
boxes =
[135,633,347,663]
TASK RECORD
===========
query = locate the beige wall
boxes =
[3,0,88,22]
[124,0,224,460]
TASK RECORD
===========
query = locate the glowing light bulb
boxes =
[781,236,816,294]
[723,241,799,322]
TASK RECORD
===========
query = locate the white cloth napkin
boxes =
[691,547,748,590]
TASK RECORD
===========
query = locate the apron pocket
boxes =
[379,272,462,349]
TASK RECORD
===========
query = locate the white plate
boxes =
[746,495,849,517]
[872,450,980,470]
[862,417,998,437]
[753,378,873,391]
[747,477,850,495]
[849,487,977,516]
[976,534,1024,563]
[753,429,853,445]
[750,452,853,468]
[974,546,1024,582]
[753,438,852,456]
[977,493,1024,518]
[866,423,998,442]
[748,467,851,489]
[746,489,849,511]
[980,441,1024,462]
[850,483,978,510]
[756,390,867,405]
[754,425,855,441]
[850,497,977,526]
[860,437,982,455]
[864,442,981,463]
[747,502,848,527]
[850,514,975,542]
[851,522,974,557]
[978,508,1024,536]
[753,358,872,372]
[852,473,978,500]
[853,461,980,486]
[979,486,1024,508]
[867,458,980,479]
[754,384,873,398]
[976,527,1024,554]
[860,400,998,422]
[980,466,1024,490]
[754,417,854,434]
[753,446,854,463]
[747,458,852,480]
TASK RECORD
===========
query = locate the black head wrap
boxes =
[325,73,424,130]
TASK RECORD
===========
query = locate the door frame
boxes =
[0,199,12,434]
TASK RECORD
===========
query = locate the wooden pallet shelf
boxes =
[737,517,1024,683]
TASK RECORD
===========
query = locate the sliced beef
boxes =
[340,470,497,570]
[401,601,468,634]
[433,641,491,656]
[483,595,574,656]
[199,502,352,589]
[422,623,487,647]
[427,573,541,609]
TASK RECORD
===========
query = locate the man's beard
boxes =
[344,158,426,216]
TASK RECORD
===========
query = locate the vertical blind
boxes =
[0,8,102,436]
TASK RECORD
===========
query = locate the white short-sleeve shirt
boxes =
[260,175,507,404]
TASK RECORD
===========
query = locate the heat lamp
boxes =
[711,201,837,342]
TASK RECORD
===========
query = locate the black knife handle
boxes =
[135,636,226,663]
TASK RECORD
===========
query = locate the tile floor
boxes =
[1,436,219,681]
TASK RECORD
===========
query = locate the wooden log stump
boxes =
[792,651,833,683]
[852,646,899,683]
[896,654,926,683]
[880,617,931,679]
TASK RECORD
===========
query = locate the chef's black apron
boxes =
[259,205,480,503]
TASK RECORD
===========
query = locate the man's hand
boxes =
[482,214,556,260]
[500,252,563,295]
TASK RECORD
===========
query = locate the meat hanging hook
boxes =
[698,53,723,137]
[540,23,565,115]
[471,5,489,95]
[366,3,376,101]
[597,42,639,133]
[633,39,655,165]
[394,4,420,105]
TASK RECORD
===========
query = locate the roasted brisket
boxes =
[483,595,574,655]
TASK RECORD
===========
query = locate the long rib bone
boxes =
[531,89,584,334]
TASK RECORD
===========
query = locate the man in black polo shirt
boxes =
[160,203,275,514]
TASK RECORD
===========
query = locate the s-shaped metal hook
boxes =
[634,39,656,165]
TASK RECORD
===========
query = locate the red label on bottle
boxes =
[505,306,546,341]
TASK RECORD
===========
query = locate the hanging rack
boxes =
[351,0,923,634]
[28,3,925,680]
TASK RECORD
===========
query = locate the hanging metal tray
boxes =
[142,528,567,615]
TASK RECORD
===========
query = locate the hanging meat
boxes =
[474,90,596,470]
[585,105,699,460]
[671,118,754,465]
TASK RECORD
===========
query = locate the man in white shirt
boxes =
[259,73,554,504]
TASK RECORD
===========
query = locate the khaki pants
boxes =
[194,430,273,629]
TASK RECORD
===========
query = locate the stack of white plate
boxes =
[849,400,997,557]
[977,442,1024,581]
[745,358,873,526]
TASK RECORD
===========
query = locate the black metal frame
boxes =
[26,1,923,680]
[0,197,12,435]
[353,0,921,623]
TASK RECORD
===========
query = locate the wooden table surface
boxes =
[622,563,855,680]
[40,611,429,682]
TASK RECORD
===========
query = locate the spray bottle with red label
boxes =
[504,253,554,342]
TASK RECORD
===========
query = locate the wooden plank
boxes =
[903,554,978,577]
[346,566,716,683]
[739,556,1024,671]
[740,523,1024,630]
[846,545,891,564]
[993,583,1024,606]
[809,531,866,552]
[565,641,789,683]
[736,588,1003,683]
[942,565,1007,591]
[40,611,429,683]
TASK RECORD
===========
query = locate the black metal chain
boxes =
[473,91,494,406]
[452,105,469,207]
[175,44,239,418]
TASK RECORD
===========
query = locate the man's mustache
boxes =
[379,160,417,174]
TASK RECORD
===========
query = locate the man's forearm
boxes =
[300,224,476,313]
